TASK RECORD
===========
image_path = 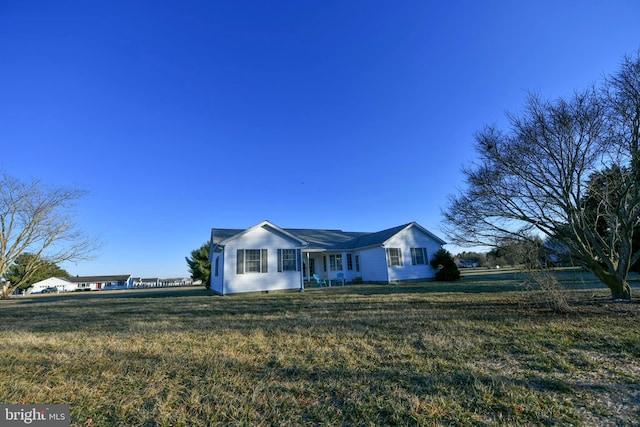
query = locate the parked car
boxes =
[41,286,58,293]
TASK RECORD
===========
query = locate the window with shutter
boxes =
[411,247,427,265]
[386,248,403,266]
[279,249,297,271]
[238,249,269,273]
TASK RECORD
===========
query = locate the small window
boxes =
[237,249,268,274]
[278,249,298,272]
[347,253,353,270]
[245,249,261,272]
[215,257,219,277]
[411,248,427,265]
[386,248,403,266]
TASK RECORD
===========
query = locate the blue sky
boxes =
[1,1,639,278]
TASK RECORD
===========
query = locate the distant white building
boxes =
[28,275,133,293]
[28,275,193,293]
[160,278,192,286]
[132,278,193,288]
[133,278,160,288]
[27,277,74,293]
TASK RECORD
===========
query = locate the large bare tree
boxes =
[0,173,98,298]
[443,53,640,300]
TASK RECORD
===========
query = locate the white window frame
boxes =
[278,249,299,272]
[237,249,268,274]
[386,248,403,267]
[411,247,427,265]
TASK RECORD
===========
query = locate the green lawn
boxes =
[1,271,639,426]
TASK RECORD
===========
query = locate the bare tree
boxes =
[0,172,98,298]
[443,53,640,300]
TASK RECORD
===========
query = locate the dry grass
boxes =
[0,272,639,426]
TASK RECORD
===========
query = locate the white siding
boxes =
[28,277,74,293]
[210,251,224,295]
[220,225,303,295]
[384,225,440,281]
[358,247,389,282]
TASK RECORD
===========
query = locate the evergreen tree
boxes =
[186,242,211,288]
[430,249,461,281]
[2,253,70,289]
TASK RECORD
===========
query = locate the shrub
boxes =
[430,249,461,281]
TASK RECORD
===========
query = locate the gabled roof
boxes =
[211,221,446,251]
[210,228,244,244]
[335,223,413,249]
[61,275,131,283]
[210,225,366,250]
[214,220,308,246]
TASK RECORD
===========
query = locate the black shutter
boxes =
[261,249,268,273]
[237,250,244,274]
[277,249,282,272]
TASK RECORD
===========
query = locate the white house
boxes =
[27,277,74,293]
[28,275,134,293]
[209,220,446,295]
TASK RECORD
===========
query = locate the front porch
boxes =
[302,250,358,286]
